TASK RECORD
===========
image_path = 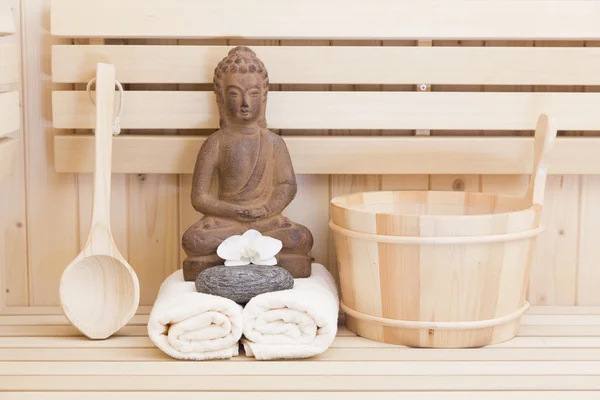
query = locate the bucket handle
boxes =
[523,114,557,208]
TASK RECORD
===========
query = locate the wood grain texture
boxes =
[21,0,80,306]
[50,0,600,40]
[54,135,600,175]
[52,91,600,131]
[51,45,600,85]
[0,44,19,84]
[0,91,20,138]
[0,137,17,181]
[529,176,580,305]
[0,0,26,308]
[0,0,14,36]
[0,309,597,394]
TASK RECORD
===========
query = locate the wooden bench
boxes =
[3,0,600,396]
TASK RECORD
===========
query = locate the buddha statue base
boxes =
[183,252,312,282]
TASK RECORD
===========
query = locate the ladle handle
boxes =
[90,63,117,230]
[524,114,557,207]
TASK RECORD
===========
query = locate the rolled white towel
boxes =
[147,269,243,361]
[241,263,339,360]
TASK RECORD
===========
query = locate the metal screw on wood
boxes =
[419,84,428,91]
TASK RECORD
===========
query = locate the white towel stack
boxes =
[147,263,339,361]
[147,269,243,361]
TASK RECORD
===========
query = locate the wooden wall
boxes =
[1,0,599,309]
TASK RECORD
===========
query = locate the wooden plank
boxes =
[0,325,147,337]
[22,0,80,306]
[0,91,19,138]
[0,137,17,180]
[51,45,600,85]
[5,393,600,400]
[3,374,600,391]
[1,321,599,338]
[0,44,19,85]
[0,305,153,315]
[0,0,27,308]
[529,176,579,305]
[4,347,600,363]
[4,360,600,376]
[6,393,600,400]
[3,335,600,350]
[577,175,600,305]
[52,91,600,131]
[50,0,600,40]
[54,135,600,175]
[0,0,14,36]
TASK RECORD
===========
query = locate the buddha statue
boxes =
[181,46,314,281]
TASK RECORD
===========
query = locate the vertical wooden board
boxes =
[381,175,429,191]
[278,39,332,275]
[0,0,27,307]
[529,175,579,305]
[577,175,600,305]
[0,0,15,36]
[128,173,179,306]
[282,174,330,267]
[124,39,180,306]
[21,0,81,305]
[481,175,529,197]
[429,175,481,192]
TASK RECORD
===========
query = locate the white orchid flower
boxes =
[217,229,283,267]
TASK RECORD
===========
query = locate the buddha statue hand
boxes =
[235,206,268,221]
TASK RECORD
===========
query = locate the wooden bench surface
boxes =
[0,307,600,397]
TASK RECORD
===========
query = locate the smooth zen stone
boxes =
[195,265,294,304]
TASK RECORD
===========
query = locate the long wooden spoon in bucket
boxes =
[59,63,140,340]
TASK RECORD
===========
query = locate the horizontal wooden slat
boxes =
[4,361,600,376]
[4,347,600,362]
[0,0,14,37]
[0,306,153,315]
[6,393,600,400]
[50,0,600,40]
[53,135,600,175]
[3,375,600,391]
[2,335,600,350]
[0,137,18,180]
[51,45,600,85]
[4,393,600,400]
[0,44,19,84]
[52,91,600,131]
[0,90,19,137]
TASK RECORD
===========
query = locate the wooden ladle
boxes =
[59,63,140,340]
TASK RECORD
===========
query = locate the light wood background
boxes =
[1,0,599,309]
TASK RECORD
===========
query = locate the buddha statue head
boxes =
[213,46,269,129]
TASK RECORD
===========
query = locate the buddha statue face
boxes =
[214,46,269,128]
[223,72,263,125]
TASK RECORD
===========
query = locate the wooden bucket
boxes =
[329,114,557,348]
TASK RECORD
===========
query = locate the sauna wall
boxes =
[0,0,597,308]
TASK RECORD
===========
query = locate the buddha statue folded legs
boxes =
[182,214,313,281]
[181,46,315,281]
